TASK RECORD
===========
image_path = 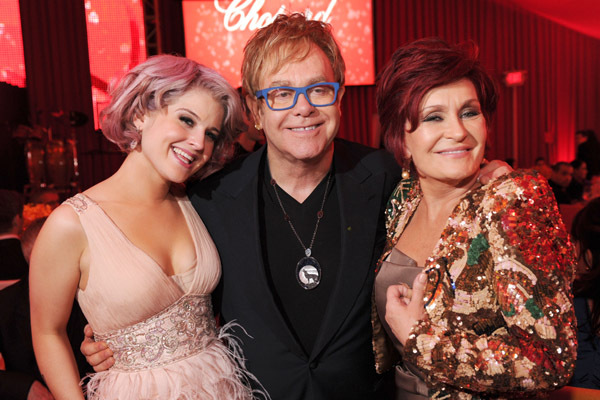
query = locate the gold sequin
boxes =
[372,170,577,399]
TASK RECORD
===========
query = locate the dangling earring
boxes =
[401,158,411,180]
[130,126,141,150]
[395,157,412,203]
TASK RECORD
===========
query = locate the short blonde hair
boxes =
[241,13,345,97]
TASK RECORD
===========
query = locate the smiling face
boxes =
[404,79,487,188]
[247,45,344,166]
[138,88,224,184]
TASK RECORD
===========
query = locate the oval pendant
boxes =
[296,256,321,290]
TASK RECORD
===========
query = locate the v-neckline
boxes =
[395,182,483,272]
[78,193,198,283]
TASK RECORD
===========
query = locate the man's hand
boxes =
[27,380,55,400]
[479,159,513,185]
[385,272,427,346]
[80,324,114,372]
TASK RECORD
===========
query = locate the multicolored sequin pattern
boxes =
[374,170,577,399]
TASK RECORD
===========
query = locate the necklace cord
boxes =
[270,172,332,254]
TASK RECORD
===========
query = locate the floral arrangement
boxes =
[22,202,54,232]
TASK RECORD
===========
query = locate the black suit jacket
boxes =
[0,278,93,400]
[188,139,401,400]
[0,239,28,280]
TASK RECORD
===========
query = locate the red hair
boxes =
[376,38,498,165]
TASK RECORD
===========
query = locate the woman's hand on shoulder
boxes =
[478,159,513,185]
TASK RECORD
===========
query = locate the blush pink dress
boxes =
[64,193,256,400]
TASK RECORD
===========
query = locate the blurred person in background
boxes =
[569,198,600,390]
[575,130,600,179]
[589,176,600,200]
[0,189,28,280]
[0,217,92,400]
[232,88,264,160]
[533,156,552,179]
[549,162,575,205]
[567,160,588,202]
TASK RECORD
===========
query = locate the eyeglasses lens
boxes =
[267,84,337,110]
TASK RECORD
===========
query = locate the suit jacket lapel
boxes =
[214,148,307,358]
[311,142,385,358]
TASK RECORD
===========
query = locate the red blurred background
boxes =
[0,0,598,192]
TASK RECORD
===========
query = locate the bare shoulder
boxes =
[45,202,84,233]
[34,202,88,257]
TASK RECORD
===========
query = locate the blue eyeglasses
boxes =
[255,82,340,111]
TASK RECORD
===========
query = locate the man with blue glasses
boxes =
[255,82,340,111]
[190,13,400,399]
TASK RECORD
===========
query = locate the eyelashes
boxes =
[179,115,221,142]
[421,109,481,123]
[205,131,220,142]
[460,109,481,118]
[180,116,194,127]
[422,114,442,122]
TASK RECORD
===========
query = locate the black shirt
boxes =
[567,179,585,202]
[0,238,28,280]
[549,179,574,204]
[232,141,262,160]
[259,156,341,355]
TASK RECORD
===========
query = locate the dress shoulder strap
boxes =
[62,193,91,215]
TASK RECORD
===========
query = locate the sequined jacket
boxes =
[372,170,577,399]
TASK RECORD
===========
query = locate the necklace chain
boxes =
[270,172,332,256]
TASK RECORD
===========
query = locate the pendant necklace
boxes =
[270,172,332,290]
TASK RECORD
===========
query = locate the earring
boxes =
[401,158,411,180]
[129,126,141,150]
[254,123,262,130]
[395,158,412,203]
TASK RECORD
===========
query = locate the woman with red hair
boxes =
[371,38,577,399]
